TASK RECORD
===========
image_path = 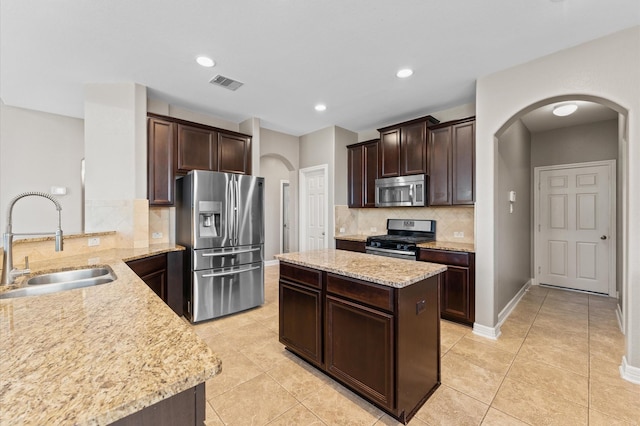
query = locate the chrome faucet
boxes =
[1,191,64,285]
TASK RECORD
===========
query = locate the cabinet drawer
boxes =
[280,262,323,289]
[418,249,469,267]
[335,239,366,253]
[127,254,167,276]
[326,273,394,312]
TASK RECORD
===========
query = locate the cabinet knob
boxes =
[601,235,607,240]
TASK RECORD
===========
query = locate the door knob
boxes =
[601,235,607,240]
[322,232,325,236]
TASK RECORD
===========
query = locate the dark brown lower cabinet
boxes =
[326,295,395,409]
[418,249,475,326]
[335,239,366,253]
[111,383,204,426]
[127,251,184,316]
[279,262,441,424]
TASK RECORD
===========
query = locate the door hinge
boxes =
[538,224,541,232]
[538,266,541,274]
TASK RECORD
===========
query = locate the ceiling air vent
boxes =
[209,75,243,91]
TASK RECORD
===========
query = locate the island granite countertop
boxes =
[0,244,221,425]
[276,249,446,288]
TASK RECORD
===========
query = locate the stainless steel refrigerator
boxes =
[176,170,264,323]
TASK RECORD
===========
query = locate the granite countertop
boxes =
[276,249,447,288]
[0,244,222,425]
[334,234,369,242]
[417,241,475,253]
[334,235,475,253]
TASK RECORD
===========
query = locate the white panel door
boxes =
[537,164,611,293]
[303,168,326,250]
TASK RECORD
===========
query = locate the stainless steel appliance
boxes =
[366,219,435,260]
[375,174,427,207]
[176,170,264,323]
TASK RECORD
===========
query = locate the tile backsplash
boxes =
[335,205,474,244]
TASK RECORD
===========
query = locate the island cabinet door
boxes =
[279,280,323,367]
[325,295,395,411]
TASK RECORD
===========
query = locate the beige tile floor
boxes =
[192,265,640,425]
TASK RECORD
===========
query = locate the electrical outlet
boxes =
[88,237,100,247]
[370,227,377,232]
[339,227,345,233]
[152,232,163,239]
[453,232,464,238]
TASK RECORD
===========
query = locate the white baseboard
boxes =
[472,279,532,341]
[472,323,501,340]
[616,304,625,334]
[264,259,279,267]
[620,356,640,384]
[498,279,532,325]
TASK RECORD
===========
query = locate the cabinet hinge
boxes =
[187,300,191,313]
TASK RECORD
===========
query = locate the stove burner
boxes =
[365,219,436,255]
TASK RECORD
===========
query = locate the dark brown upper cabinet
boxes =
[347,139,379,208]
[377,115,439,178]
[428,117,475,206]
[176,124,217,174]
[147,117,176,206]
[218,133,252,175]
[147,113,252,206]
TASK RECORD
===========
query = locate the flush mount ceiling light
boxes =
[553,103,578,116]
[396,68,413,78]
[196,56,215,67]
[314,104,327,112]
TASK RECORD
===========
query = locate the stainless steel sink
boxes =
[0,267,116,299]
[26,267,113,285]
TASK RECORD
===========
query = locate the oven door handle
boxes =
[365,246,416,257]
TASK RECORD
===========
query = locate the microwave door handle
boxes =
[409,185,414,203]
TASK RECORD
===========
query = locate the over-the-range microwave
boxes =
[375,174,426,207]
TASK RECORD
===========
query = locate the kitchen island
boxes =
[0,244,221,425]
[276,249,446,424]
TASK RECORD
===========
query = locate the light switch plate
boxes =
[88,237,100,247]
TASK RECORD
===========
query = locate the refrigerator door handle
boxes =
[227,180,233,240]
[202,247,261,257]
[234,179,240,245]
[202,265,261,278]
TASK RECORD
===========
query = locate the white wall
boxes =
[260,128,300,260]
[333,126,358,206]
[300,126,335,248]
[531,119,618,167]
[476,26,640,375]
[0,101,85,240]
[496,119,532,311]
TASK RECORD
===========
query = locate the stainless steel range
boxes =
[366,219,436,260]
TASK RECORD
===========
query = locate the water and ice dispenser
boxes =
[198,201,221,238]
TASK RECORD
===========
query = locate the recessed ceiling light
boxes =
[315,104,327,112]
[396,68,413,78]
[553,103,578,116]
[196,56,215,68]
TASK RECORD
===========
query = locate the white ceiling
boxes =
[521,101,619,133]
[1,0,639,136]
